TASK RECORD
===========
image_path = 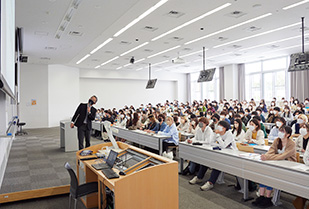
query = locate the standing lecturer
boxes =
[70,95,98,150]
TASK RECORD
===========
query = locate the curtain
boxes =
[290,70,309,101]
[186,73,191,103]
[219,67,224,100]
[237,63,246,101]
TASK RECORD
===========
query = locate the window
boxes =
[190,68,219,102]
[245,57,288,102]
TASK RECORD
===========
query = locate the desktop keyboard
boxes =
[102,168,119,179]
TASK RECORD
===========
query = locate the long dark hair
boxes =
[277,126,292,150]
[132,112,139,126]
[233,119,242,136]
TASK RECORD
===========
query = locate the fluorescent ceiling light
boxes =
[116,66,122,70]
[136,68,144,71]
[151,3,231,41]
[239,33,309,51]
[120,42,149,56]
[213,22,300,48]
[113,0,168,37]
[94,65,101,69]
[124,63,132,67]
[152,60,169,66]
[135,58,146,63]
[147,45,181,58]
[185,13,272,45]
[100,56,119,66]
[76,54,90,64]
[90,38,113,54]
[283,0,309,10]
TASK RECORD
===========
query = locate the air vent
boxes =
[45,46,57,50]
[269,45,280,49]
[40,57,50,60]
[162,55,170,58]
[170,36,183,41]
[245,26,261,32]
[120,41,132,45]
[105,51,113,54]
[183,48,192,51]
[225,11,246,18]
[144,49,153,53]
[69,31,83,36]
[111,63,120,66]
[215,36,228,41]
[166,10,185,18]
[35,31,49,36]
[91,59,100,62]
[143,26,158,32]
[230,45,242,49]
[233,53,243,56]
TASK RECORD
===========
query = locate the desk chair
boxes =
[16,119,27,135]
[64,162,98,209]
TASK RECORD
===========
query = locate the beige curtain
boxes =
[237,64,245,101]
[219,67,224,100]
[290,70,309,101]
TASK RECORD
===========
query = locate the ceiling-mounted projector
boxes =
[172,56,185,64]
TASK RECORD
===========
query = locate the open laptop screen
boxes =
[106,150,118,168]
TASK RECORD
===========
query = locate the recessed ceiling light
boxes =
[76,54,90,64]
[120,42,149,56]
[100,56,119,66]
[116,66,122,70]
[135,58,146,63]
[213,22,300,48]
[95,65,101,69]
[113,0,168,37]
[151,3,231,41]
[90,38,113,54]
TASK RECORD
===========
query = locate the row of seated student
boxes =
[93,99,308,208]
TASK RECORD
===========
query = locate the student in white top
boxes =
[188,117,198,135]
[177,116,190,132]
[232,119,245,142]
[268,117,285,142]
[189,121,237,191]
[292,114,308,136]
[244,119,265,145]
[116,113,127,128]
[281,105,293,125]
[182,117,213,175]
[295,123,309,153]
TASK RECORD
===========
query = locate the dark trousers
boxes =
[77,124,90,150]
[197,165,221,184]
[162,141,176,152]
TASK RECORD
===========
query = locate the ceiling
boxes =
[16,0,309,74]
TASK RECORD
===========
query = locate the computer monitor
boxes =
[197,68,216,82]
[146,79,157,89]
[103,121,122,152]
[106,150,118,168]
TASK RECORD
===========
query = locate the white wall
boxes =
[79,69,187,109]
[48,65,79,127]
[19,64,49,128]
[80,78,177,109]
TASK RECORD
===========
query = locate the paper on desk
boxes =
[239,153,261,160]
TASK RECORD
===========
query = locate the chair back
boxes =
[64,162,78,198]
[296,152,300,163]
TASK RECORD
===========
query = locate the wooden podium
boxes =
[76,142,179,209]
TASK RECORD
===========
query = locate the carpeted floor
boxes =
[0,128,299,209]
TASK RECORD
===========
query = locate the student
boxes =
[256,108,266,122]
[252,126,296,208]
[158,116,179,155]
[220,110,231,124]
[228,110,235,124]
[234,114,247,132]
[270,107,281,123]
[148,114,165,133]
[125,113,132,128]
[268,117,286,142]
[252,115,267,138]
[266,108,275,123]
[209,113,220,131]
[177,116,190,132]
[182,117,214,175]
[189,121,237,191]
[188,117,198,135]
[128,112,142,130]
[232,119,245,142]
[239,110,249,126]
[244,119,265,145]
[259,99,267,113]
[295,123,309,153]
[116,113,127,128]
[281,105,293,125]
[292,114,308,136]
[144,114,157,131]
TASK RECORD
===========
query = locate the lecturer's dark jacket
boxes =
[71,103,97,131]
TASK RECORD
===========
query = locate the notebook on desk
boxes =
[92,149,118,170]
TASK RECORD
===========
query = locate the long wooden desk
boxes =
[76,142,178,209]
[112,126,170,155]
[179,142,309,199]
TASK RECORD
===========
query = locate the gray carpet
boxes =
[0,128,298,209]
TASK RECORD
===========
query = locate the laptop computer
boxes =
[92,150,118,170]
